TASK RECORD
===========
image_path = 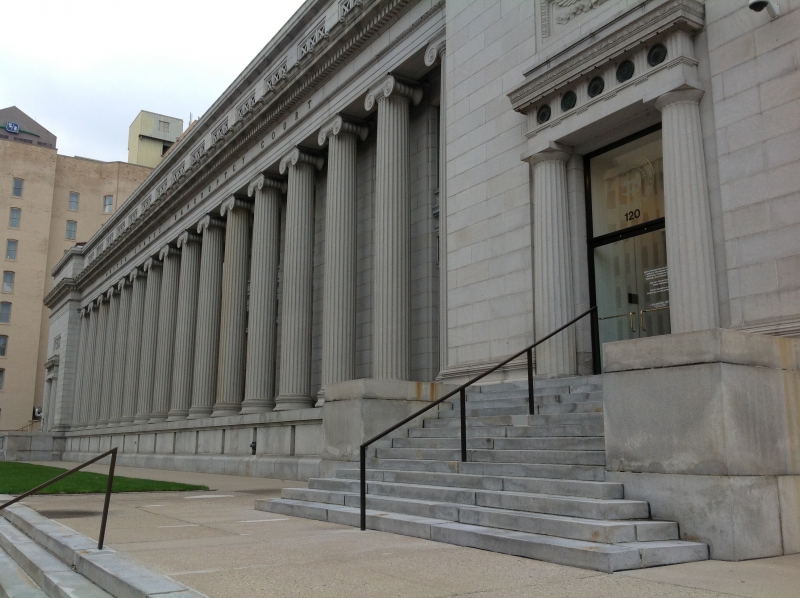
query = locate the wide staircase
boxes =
[256,376,709,572]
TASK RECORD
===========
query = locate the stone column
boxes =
[87,295,109,427]
[241,175,285,414]
[79,302,100,427]
[97,287,118,427]
[73,306,92,428]
[168,232,202,421]
[275,148,323,411]
[529,150,576,376]
[188,215,226,419]
[134,257,163,423]
[364,75,422,380]
[121,268,148,425]
[108,277,131,426]
[316,116,368,405]
[150,245,181,423]
[656,89,719,333]
[212,197,253,417]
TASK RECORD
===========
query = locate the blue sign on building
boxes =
[6,122,19,134]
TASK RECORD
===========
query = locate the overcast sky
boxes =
[0,0,307,162]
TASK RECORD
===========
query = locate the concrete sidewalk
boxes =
[16,462,800,598]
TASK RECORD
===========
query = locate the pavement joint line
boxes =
[236,518,290,523]
[157,524,200,528]
[184,495,235,499]
[141,504,163,507]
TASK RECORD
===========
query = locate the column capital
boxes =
[318,115,369,146]
[197,214,226,234]
[116,276,131,291]
[94,295,105,308]
[279,147,324,174]
[176,231,201,249]
[365,74,423,111]
[526,149,571,167]
[655,88,704,111]
[220,196,253,218]
[143,257,163,272]
[159,244,180,260]
[424,33,446,66]
[128,267,147,283]
[247,174,287,197]
[105,286,118,300]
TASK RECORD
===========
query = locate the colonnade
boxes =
[72,74,424,428]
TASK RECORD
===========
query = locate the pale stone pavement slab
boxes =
[16,462,800,598]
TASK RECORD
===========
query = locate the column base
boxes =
[96,420,110,427]
[211,402,242,418]
[274,394,314,411]
[165,409,189,422]
[133,414,151,424]
[119,417,135,425]
[148,413,169,424]
[314,386,325,408]
[187,406,213,420]
[106,418,122,427]
[239,398,275,414]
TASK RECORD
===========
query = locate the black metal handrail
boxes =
[359,307,597,530]
[0,448,118,549]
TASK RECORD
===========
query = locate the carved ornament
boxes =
[318,115,369,146]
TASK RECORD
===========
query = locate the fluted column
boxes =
[529,150,575,376]
[97,287,118,427]
[241,175,285,414]
[275,148,323,411]
[108,277,132,426]
[72,308,90,428]
[79,303,99,427]
[656,89,719,333]
[188,215,226,419]
[213,197,253,417]
[121,268,148,424]
[87,295,109,427]
[151,245,181,423]
[365,75,422,380]
[167,232,202,421]
[316,116,368,405]
[134,258,163,423]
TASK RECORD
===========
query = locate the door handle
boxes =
[628,312,636,332]
[640,310,646,332]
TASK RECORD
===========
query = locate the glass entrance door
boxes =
[594,229,670,354]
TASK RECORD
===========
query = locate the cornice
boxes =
[75,0,443,292]
[43,278,80,309]
[508,0,704,113]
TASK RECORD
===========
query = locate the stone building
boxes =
[0,106,151,430]
[33,0,800,568]
[128,111,184,168]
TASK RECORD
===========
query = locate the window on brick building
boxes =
[0,302,10,323]
[66,220,77,240]
[104,195,113,213]
[68,192,79,211]
[12,178,23,197]
[5,240,17,260]
[0,335,6,357]
[9,208,20,228]
[2,272,14,293]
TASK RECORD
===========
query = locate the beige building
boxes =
[128,111,184,168]
[0,106,151,431]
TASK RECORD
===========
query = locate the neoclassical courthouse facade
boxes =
[19,0,800,563]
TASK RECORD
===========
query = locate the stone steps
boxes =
[391,436,606,451]
[408,423,605,438]
[365,457,607,481]
[256,499,707,573]
[423,413,604,428]
[375,447,606,466]
[440,401,604,418]
[461,392,603,410]
[0,544,48,598]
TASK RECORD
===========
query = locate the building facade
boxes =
[128,111,184,168]
[39,0,800,562]
[0,106,151,430]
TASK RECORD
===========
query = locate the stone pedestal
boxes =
[317,116,368,405]
[322,379,457,462]
[189,216,226,419]
[604,329,800,560]
[275,148,323,411]
[365,75,422,381]
[214,197,253,417]
[108,278,132,426]
[121,268,147,425]
[242,175,284,414]
[655,89,718,333]
[168,232,202,421]
[135,258,163,423]
[529,150,575,377]
[97,287,118,427]
[150,245,181,423]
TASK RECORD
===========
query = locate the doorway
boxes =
[586,126,670,370]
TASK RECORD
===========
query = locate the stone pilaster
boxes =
[188,215,226,419]
[134,258,163,423]
[316,116,368,405]
[150,245,181,423]
[275,148,323,411]
[72,308,91,428]
[241,175,285,414]
[213,197,254,417]
[108,277,131,426]
[87,295,109,427]
[529,150,575,376]
[168,232,202,421]
[656,89,719,333]
[364,74,422,380]
[121,268,148,425]
[97,287,118,427]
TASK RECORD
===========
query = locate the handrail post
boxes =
[97,448,117,549]
[360,445,366,531]
[460,388,467,462]
[527,348,534,415]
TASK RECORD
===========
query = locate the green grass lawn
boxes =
[0,462,209,495]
